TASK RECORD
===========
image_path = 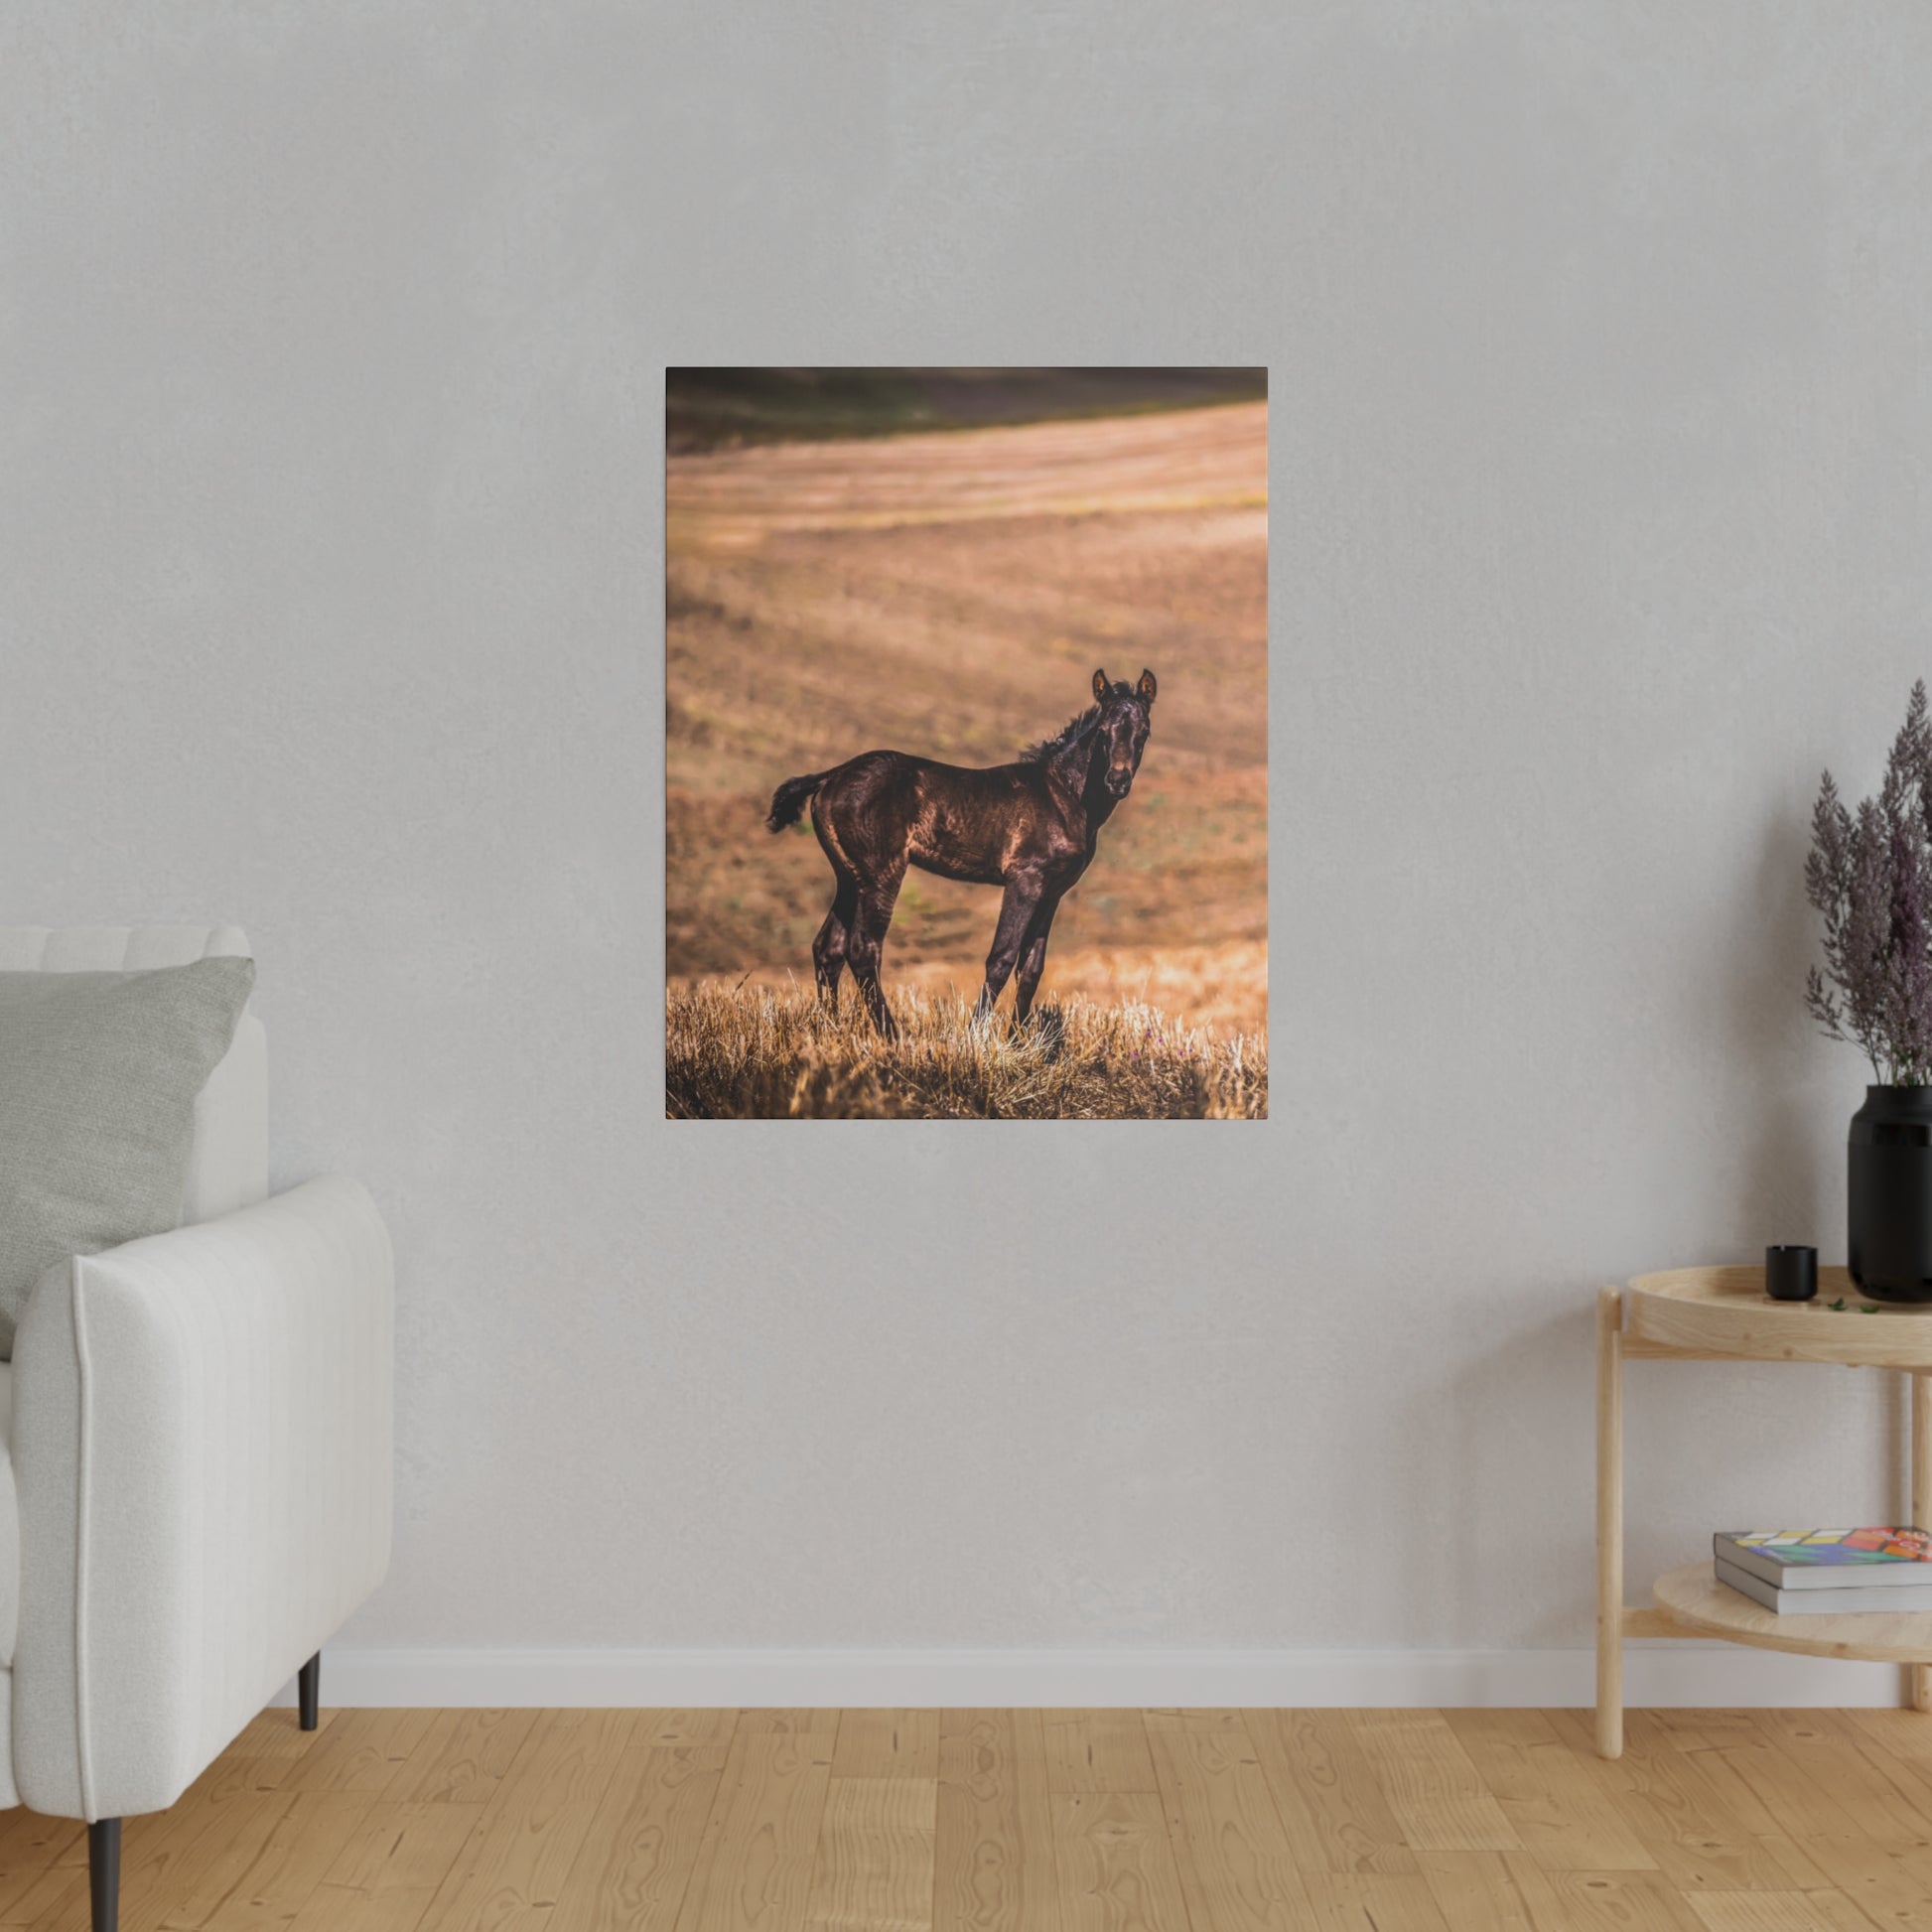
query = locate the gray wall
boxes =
[6,1,1931,1656]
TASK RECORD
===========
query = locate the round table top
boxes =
[1625,1265,1932,1367]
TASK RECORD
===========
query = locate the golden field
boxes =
[665,382,1267,1117]
[666,982,1265,1121]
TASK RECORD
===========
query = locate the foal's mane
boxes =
[1019,706,1100,765]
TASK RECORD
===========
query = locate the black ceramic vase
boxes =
[1849,1085,1932,1303]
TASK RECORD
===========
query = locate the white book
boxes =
[1716,1557,1932,1616]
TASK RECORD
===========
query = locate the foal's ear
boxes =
[1092,666,1110,703]
[1136,667,1158,706]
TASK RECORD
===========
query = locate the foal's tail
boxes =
[766,768,830,833]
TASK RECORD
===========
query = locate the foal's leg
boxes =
[975,874,1046,1019]
[811,875,858,1009]
[1013,893,1062,1026]
[846,868,904,1040]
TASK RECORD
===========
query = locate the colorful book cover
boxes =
[1721,1528,1932,1567]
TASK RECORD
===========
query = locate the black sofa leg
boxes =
[89,1818,120,1932]
[298,1651,321,1731]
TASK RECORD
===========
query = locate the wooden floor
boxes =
[5,1708,1932,1929]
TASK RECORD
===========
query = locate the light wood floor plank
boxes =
[270,1711,441,1797]
[1643,1714,1772,1755]
[933,1711,1061,1932]
[1299,1870,1453,1931]
[1442,1710,1654,1870]
[833,1714,940,1782]
[1040,1717,1156,1796]
[548,1744,729,1932]
[1050,1793,1188,1932]
[1145,1709,1311,1930]
[1836,1710,1932,1835]
[112,1771,308,1932]
[0,1812,90,1932]
[803,1777,935,1931]
[1747,1712,1932,1841]
[0,1814,84,1923]
[1684,1890,1876,1932]
[646,1713,742,1748]
[415,1709,634,1932]
[227,1712,333,1762]
[741,1712,843,1736]
[1796,1837,1932,1932]
[1536,1869,1709,1932]
[11,1868,88,1931]
[674,1726,834,1932]
[1246,1708,1418,1875]
[132,1794,297,1932]
[1688,1740,1871,1845]
[286,1801,486,1932]
[1844,1704,1932,1765]
[1416,1850,1557,1931]
[1612,1721,1803,1853]
[1344,1712,1521,1855]
[193,1790,374,1930]
[383,1710,539,1805]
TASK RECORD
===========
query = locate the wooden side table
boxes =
[1595,1266,1932,1758]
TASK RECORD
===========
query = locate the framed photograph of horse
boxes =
[664,367,1268,1120]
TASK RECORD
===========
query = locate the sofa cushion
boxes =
[0,928,267,1229]
[0,959,255,1358]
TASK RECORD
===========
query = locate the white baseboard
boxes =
[274,1643,1914,1710]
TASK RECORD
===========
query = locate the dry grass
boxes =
[666,981,1267,1121]
[697,938,1270,1044]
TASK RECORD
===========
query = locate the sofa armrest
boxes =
[10,1176,393,1819]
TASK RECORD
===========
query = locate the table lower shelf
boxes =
[1648,1562,1932,1664]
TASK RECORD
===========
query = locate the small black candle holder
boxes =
[1765,1245,1818,1303]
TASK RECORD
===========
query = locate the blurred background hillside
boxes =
[667,365,1267,453]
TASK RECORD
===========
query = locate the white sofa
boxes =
[0,925,393,1932]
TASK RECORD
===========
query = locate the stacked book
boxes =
[1716,1528,1932,1614]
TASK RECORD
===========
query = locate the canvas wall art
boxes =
[664,367,1268,1119]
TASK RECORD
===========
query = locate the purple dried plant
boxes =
[1807,681,1932,1084]
[1886,814,1932,1078]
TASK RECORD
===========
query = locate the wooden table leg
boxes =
[1597,1286,1624,1758]
[1914,1371,1932,1715]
